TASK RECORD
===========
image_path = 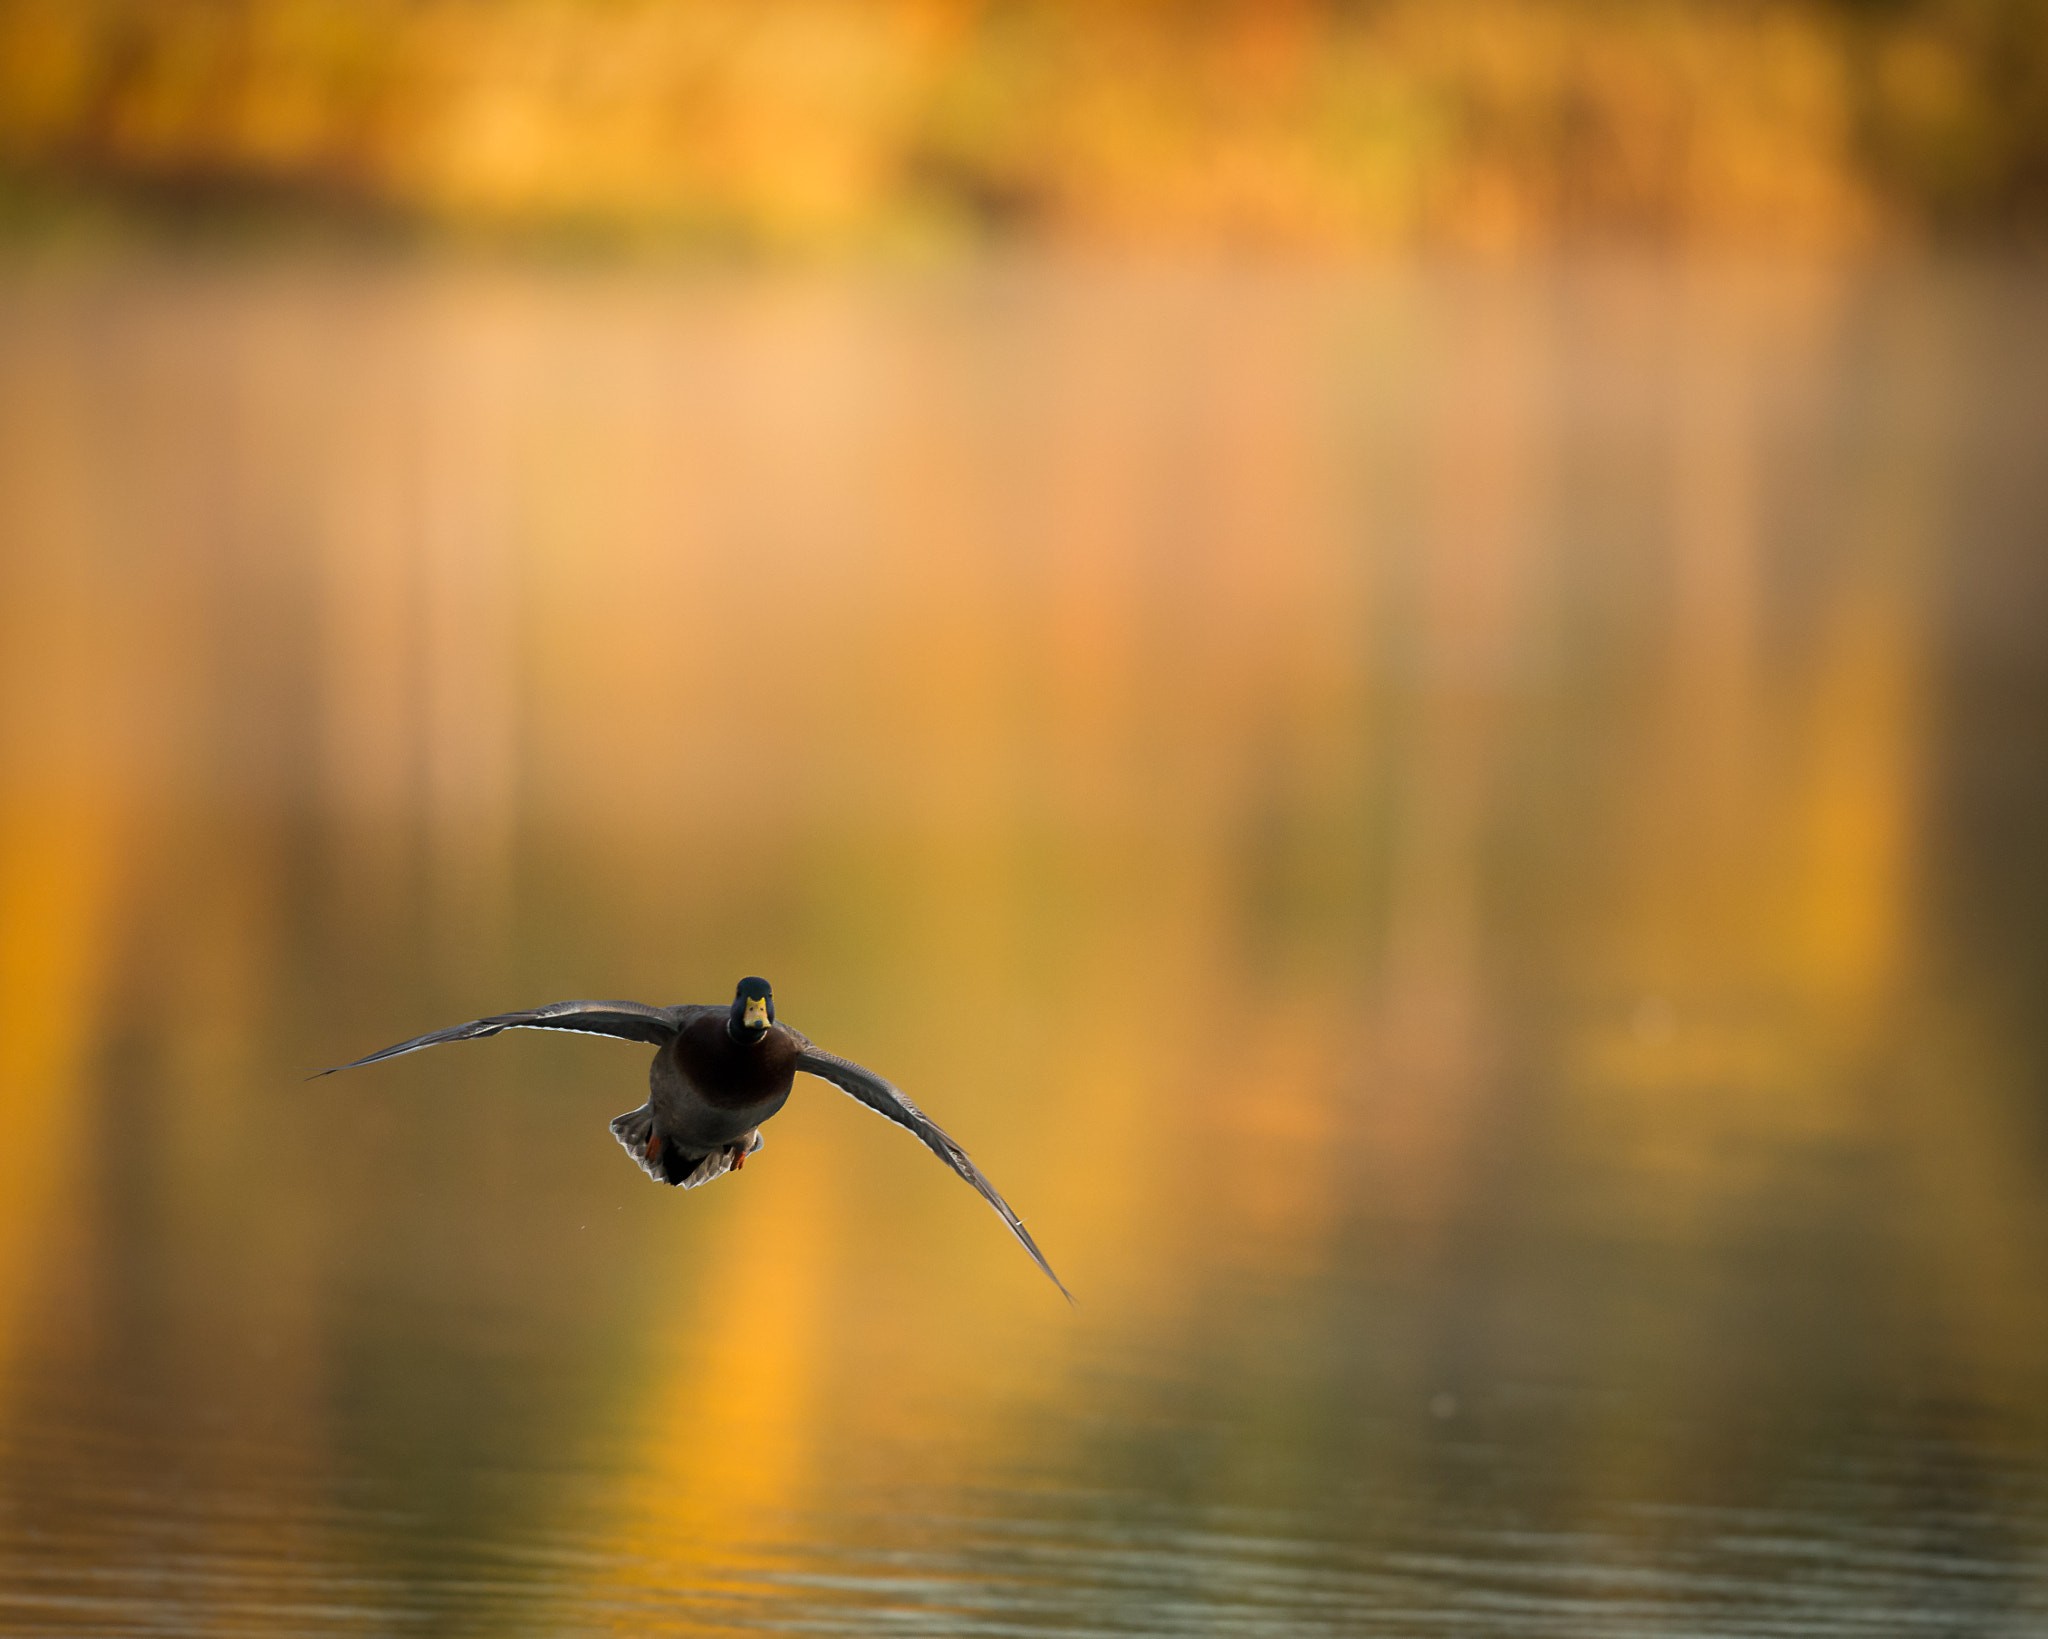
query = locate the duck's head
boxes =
[728,977,774,1044]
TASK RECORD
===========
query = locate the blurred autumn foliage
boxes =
[0,0,2044,248]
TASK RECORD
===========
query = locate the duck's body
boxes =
[623,1009,803,1187]
[315,978,1069,1299]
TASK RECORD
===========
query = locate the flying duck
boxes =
[316,977,1069,1299]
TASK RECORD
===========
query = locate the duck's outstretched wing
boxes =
[313,1000,692,1077]
[795,1045,1072,1303]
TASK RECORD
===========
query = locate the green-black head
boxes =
[728,976,774,1043]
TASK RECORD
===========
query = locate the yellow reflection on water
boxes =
[0,796,122,1393]
[0,254,2045,1630]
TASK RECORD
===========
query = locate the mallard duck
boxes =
[316,977,1069,1299]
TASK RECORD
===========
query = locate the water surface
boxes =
[1,255,2045,1635]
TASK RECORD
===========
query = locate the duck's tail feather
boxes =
[608,1109,762,1189]
[609,1105,667,1182]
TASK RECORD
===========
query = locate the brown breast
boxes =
[671,1013,801,1110]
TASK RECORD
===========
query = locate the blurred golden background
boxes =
[2,5,2048,1637]
[1,0,2045,250]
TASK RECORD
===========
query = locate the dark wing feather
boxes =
[312,1000,692,1077]
[795,1045,1072,1303]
